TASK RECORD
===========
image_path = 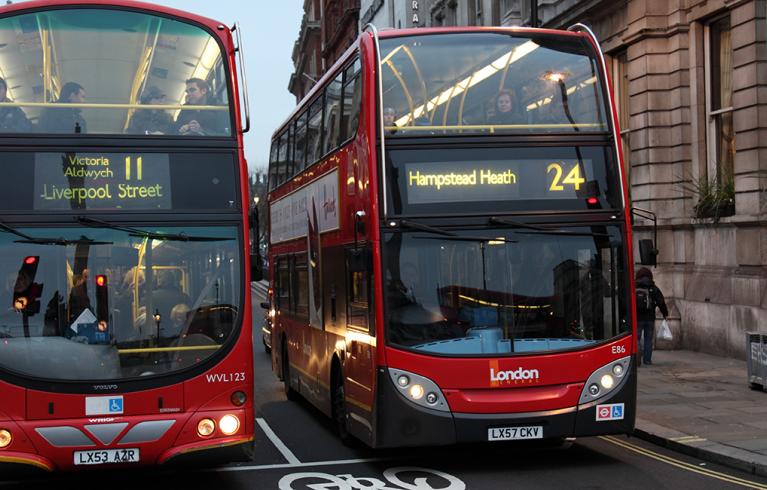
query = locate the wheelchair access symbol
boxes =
[108,398,123,414]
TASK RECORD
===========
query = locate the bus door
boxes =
[344,247,374,422]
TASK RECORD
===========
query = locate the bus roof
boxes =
[271,26,593,141]
[0,0,228,32]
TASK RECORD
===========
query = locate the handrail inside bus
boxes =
[232,22,251,134]
[364,22,388,217]
[117,345,221,355]
[385,123,605,131]
[0,102,227,110]
[567,22,626,210]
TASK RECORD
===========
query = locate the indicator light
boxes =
[96,275,106,287]
[589,383,600,396]
[587,197,599,205]
[426,392,438,404]
[397,375,410,387]
[613,364,624,376]
[24,256,37,265]
[231,391,247,406]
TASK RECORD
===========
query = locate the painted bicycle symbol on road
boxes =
[278,466,466,490]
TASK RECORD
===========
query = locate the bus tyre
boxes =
[332,370,354,446]
[282,341,299,401]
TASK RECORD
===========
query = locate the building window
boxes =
[612,51,631,183]
[705,16,735,186]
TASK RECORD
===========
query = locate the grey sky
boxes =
[13,0,303,174]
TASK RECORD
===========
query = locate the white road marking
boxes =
[256,417,301,465]
[211,457,386,473]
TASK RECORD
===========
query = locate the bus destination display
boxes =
[404,158,594,205]
[33,153,172,210]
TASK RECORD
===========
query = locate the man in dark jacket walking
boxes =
[635,267,668,365]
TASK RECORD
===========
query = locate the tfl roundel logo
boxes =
[596,403,624,421]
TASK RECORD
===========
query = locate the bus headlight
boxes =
[579,355,631,404]
[388,368,449,412]
[0,429,11,448]
[197,418,215,437]
[408,384,424,400]
[219,414,240,435]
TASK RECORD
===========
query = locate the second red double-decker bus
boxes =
[266,24,644,447]
[0,0,258,472]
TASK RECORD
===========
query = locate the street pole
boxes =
[530,0,538,27]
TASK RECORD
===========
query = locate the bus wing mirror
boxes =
[638,239,657,267]
[250,253,263,282]
[260,301,270,309]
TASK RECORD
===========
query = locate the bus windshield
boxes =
[379,32,608,135]
[0,8,231,136]
[383,225,628,355]
[0,225,240,381]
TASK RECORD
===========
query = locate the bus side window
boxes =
[276,258,290,312]
[268,139,279,191]
[323,73,343,154]
[340,57,361,142]
[346,247,371,334]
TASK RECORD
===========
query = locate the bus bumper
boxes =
[374,363,636,447]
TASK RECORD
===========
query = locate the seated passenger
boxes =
[127,86,172,135]
[39,82,87,134]
[487,89,518,125]
[0,77,31,133]
[383,107,397,133]
[168,303,190,338]
[174,78,227,136]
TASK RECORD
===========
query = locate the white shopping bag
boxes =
[657,319,672,341]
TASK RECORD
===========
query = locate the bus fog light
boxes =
[600,374,614,390]
[426,392,438,404]
[588,383,600,396]
[409,384,424,400]
[219,414,240,435]
[612,364,624,376]
[197,418,215,437]
[397,375,410,387]
[230,391,247,406]
[0,429,11,448]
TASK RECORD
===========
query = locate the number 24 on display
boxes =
[547,162,585,191]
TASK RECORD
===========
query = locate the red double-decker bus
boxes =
[0,1,258,472]
[266,25,649,447]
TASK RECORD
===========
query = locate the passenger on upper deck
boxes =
[39,82,87,134]
[127,86,173,135]
[0,77,31,133]
[487,89,519,125]
[175,78,227,136]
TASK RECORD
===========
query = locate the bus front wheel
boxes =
[332,368,354,446]
[282,340,299,401]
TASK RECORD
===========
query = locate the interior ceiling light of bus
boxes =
[173,37,220,117]
[392,40,539,127]
[525,75,597,112]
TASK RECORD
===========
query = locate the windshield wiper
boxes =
[398,219,456,237]
[0,222,111,246]
[75,216,234,242]
[489,217,610,237]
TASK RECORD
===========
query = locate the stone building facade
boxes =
[289,0,360,102]
[302,0,767,359]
